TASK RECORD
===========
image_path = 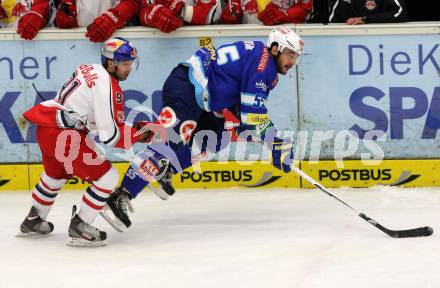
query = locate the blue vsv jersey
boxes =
[183,41,279,132]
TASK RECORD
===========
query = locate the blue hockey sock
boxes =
[121,166,149,198]
[121,145,194,198]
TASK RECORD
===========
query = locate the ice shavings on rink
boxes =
[1,186,440,288]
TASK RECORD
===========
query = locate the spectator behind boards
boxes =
[139,0,223,33]
[329,0,408,25]
[2,0,44,28]
[221,0,312,25]
[16,0,140,42]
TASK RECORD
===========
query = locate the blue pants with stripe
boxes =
[122,65,230,197]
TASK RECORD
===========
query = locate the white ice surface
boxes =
[1,187,440,288]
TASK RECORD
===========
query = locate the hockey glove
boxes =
[54,1,78,28]
[181,0,220,25]
[258,2,289,26]
[140,4,183,33]
[271,137,294,173]
[133,121,156,143]
[86,9,125,42]
[221,0,243,24]
[157,0,185,15]
[17,11,47,40]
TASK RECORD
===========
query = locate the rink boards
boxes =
[1,159,439,191]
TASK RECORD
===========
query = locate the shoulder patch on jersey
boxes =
[257,48,269,72]
[365,0,377,10]
[255,80,268,92]
[117,111,125,124]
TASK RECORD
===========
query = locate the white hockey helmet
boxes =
[267,26,304,56]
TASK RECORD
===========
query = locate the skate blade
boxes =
[99,206,125,233]
[66,237,107,247]
[147,184,169,200]
[15,231,51,238]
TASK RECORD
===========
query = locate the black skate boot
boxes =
[16,206,54,237]
[151,159,175,200]
[67,205,107,247]
[101,187,133,232]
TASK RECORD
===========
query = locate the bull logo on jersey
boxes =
[365,0,376,10]
[117,111,124,124]
[179,120,197,144]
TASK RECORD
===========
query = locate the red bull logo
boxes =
[106,39,125,50]
[107,42,118,49]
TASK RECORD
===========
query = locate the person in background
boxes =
[16,0,140,42]
[307,0,329,24]
[1,0,14,27]
[221,0,312,25]
[329,0,407,24]
[1,0,44,29]
[139,0,222,33]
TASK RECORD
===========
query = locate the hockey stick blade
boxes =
[359,213,434,238]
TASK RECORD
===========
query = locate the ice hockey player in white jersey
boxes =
[17,38,152,247]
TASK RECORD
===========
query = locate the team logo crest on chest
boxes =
[365,0,376,10]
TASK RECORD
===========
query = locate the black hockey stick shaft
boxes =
[290,165,433,238]
[222,111,432,238]
[32,83,47,101]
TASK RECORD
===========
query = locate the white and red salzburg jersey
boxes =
[53,64,126,146]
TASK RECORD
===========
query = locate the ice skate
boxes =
[101,187,134,232]
[16,206,54,237]
[67,205,107,247]
[151,159,175,200]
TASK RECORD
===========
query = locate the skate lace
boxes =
[80,221,100,238]
[163,170,173,184]
[119,193,130,214]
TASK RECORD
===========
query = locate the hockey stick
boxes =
[32,83,47,101]
[290,164,433,238]
[223,110,433,238]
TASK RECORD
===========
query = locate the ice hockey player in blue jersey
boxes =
[100,26,304,231]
